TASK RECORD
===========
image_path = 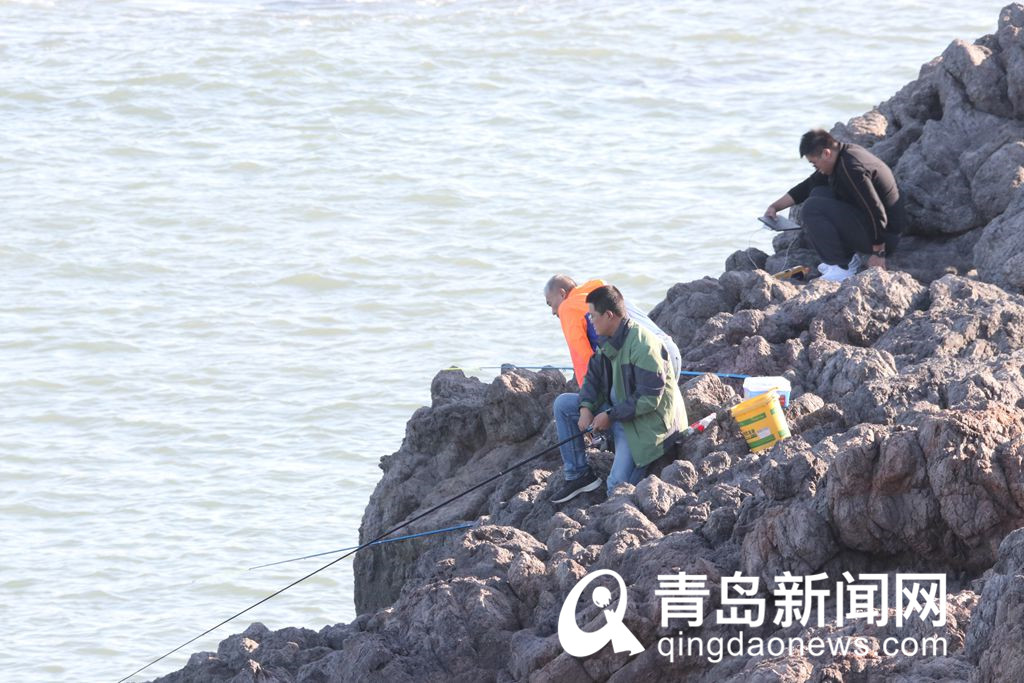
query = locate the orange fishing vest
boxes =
[558,279,605,385]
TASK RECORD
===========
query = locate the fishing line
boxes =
[248,523,476,571]
[745,224,770,270]
[778,226,799,272]
[118,428,588,683]
[746,221,801,272]
[480,365,565,371]
[465,364,749,382]
[679,370,749,380]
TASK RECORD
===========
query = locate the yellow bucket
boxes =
[730,391,791,453]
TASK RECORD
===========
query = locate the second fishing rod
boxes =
[118,425,594,683]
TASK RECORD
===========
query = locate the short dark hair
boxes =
[586,285,626,317]
[799,129,838,158]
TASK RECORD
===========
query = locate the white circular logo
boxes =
[557,569,644,657]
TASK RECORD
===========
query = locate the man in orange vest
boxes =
[544,275,605,386]
[544,275,681,387]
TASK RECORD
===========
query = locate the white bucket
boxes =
[742,376,792,408]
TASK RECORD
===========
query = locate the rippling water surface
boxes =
[0,0,1001,679]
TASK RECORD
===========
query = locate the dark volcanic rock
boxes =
[353,367,569,615]
[156,7,1024,683]
[967,528,1024,680]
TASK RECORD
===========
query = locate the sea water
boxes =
[0,0,1001,679]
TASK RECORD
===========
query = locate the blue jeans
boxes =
[608,419,646,494]
[553,392,647,494]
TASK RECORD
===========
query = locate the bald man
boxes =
[544,274,681,386]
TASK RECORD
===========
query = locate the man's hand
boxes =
[765,194,794,220]
[577,407,594,433]
[591,411,612,432]
[867,254,886,269]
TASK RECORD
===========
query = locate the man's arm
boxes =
[837,157,889,267]
[765,171,827,218]
[578,351,606,414]
[789,172,826,204]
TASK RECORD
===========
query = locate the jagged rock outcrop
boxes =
[154,6,1024,683]
[353,367,567,614]
[833,4,1024,290]
[966,528,1024,680]
[155,269,1024,683]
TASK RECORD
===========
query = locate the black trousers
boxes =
[802,186,902,266]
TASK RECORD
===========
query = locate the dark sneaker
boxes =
[551,469,602,504]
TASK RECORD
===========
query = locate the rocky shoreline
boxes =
[153,6,1024,682]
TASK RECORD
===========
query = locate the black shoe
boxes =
[551,469,602,504]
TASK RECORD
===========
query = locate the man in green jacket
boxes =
[551,285,687,504]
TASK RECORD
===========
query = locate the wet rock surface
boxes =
[156,8,1024,683]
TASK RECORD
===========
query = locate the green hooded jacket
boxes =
[579,318,687,467]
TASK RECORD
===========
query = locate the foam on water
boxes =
[0,1,1002,680]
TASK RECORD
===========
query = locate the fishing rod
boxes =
[445,365,566,373]
[245,415,721,570]
[118,428,590,683]
[248,522,476,571]
[680,370,749,380]
[461,364,750,381]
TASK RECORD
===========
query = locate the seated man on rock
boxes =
[543,273,681,387]
[763,129,906,282]
[550,285,687,504]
